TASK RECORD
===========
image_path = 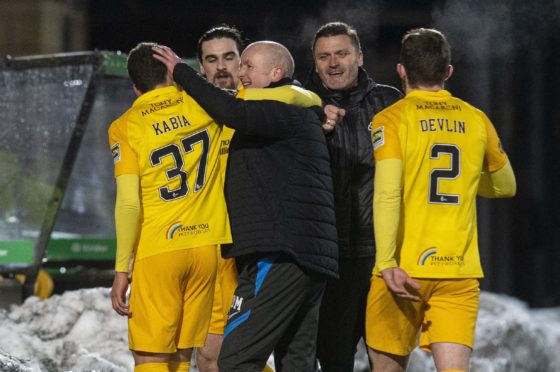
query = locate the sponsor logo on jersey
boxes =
[372,126,384,150]
[415,101,462,111]
[111,143,120,163]
[141,96,184,117]
[220,139,230,155]
[166,222,211,239]
[417,247,437,265]
[417,247,465,266]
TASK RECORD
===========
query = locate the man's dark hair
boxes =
[312,22,361,53]
[127,42,167,93]
[400,28,451,87]
[197,25,244,62]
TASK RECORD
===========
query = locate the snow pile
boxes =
[0,288,131,372]
[406,292,560,372]
[1,289,559,371]
[470,292,560,371]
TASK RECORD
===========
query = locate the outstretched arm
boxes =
[152,45,243,125]
[152,45,298,139]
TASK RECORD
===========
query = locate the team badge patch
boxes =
[372,127,384,150]
[111,143,121,163]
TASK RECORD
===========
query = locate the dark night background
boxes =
[87,0,560,307]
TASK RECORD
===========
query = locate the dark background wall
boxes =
[87,0,559,307]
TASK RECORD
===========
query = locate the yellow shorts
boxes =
[129,246,217,353]
[365,275,479,356]
[208,246,238,334]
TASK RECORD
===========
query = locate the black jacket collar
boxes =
[267,77,295,88]
[305,67,376,105]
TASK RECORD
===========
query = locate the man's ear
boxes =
[357,50,364,67]
[444,65,453,81]
[270,67,284,82]
[396,63,407,80]
[199,63,206,76]
[133,84,142,97]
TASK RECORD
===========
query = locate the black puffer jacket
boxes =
[305,67,402,258]
[173,64,338,278]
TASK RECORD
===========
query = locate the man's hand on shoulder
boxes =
[381,267,421,302]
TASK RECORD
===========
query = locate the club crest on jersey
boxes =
[111,143,121,163]
[372,127,384,150]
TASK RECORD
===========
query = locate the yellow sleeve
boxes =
[478,160,517,198]
[373,159,403,271]
[481,111,508,172]
[371,108,403,161]
[241,85,322,107]
[108,116,139,177]
[114,174,141,272]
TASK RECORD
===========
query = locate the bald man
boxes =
[154,41,338,371]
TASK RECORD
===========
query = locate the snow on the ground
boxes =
[406,292,560,372]
[0,288,130,372]
[1,289,559,371]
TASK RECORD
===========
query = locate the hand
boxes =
[322,104,346,133]
[381,267,421,302]
[152,45,182,77]
[111,271,130,316]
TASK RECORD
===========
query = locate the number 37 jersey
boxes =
[371,90,508,278]
[109,86,231,261]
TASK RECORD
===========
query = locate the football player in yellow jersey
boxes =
[109,42,231,372]
[194,25,242,372]
[365,29,516,371]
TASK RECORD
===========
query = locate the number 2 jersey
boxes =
[109,86,231,262]
[371,89,508,278]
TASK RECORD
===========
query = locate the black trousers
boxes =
[316,256,375,372]
[218,254,326,372]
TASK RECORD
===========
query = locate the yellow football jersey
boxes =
[109,86,231,262]
[372,90,508,278]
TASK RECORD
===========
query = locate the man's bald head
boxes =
[246,41,295,78]
[239,41,295,88]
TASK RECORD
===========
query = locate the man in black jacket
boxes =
[305,22,402,372]
[154,41,338,372]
